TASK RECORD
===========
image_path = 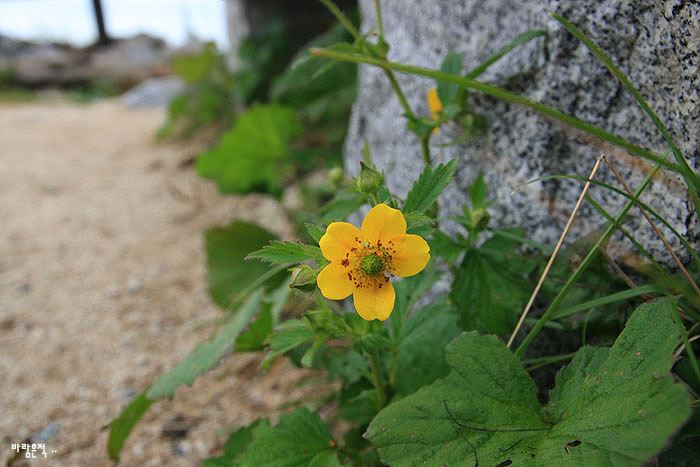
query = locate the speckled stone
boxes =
[344,0,699,264]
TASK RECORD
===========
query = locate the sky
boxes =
[0,0,229,49]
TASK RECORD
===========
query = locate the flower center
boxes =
[359,253,384,276]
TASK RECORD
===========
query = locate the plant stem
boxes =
[420,135,432,166]
[369,350,387,410]
[319,0,360,40]
[308,47,682,176]
[382,67,414,118]
[373,0,384,40]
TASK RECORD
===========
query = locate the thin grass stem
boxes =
[515,165,660,357]
[507,155,604,348]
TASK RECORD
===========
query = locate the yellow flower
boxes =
[427,87,443,134]
[317,204,430,321]
[427,87,443,121]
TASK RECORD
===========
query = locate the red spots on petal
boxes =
[341,259,350,267]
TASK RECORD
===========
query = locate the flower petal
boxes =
[361,204,406,244]
[319,222,363,262]
[353,282,395,321]
[317,263,353,300]
[391,234,430,277]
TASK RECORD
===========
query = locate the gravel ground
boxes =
[0,98,326,466]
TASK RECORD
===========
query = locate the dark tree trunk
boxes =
[91,0,111,46]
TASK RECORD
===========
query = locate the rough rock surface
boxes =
[345,0,699,263]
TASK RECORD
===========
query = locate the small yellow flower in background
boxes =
[427,87,443,134]
[317,204,430,321]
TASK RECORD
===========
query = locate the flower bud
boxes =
[357,161,384,194]
[289,265,317,292]
[471,208,491,231]
[328,166,344,187]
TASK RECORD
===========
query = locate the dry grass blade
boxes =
[602,155,700,299]
[507,155,604,348]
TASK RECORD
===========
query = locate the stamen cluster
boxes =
[341,236,397,290]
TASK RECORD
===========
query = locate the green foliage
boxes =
[272,22,357,150]
[247,241,325,264]
[368,300,691,466]
[159,42,237,139]
[147,290,263,399]
[107,290,265,462]
[436,52,462,104]
[236,408,341,466]
[204,220,284,308]
[402,160,457,214]
[203,420,263,466]
[451,231,536,334]
[105,391,155,463]
[393,304,460,397]
[197,104,302,195]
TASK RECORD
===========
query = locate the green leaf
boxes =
[392,265,443,339]
[450,237,535,334]
[237,408,340,467]
[106,391,155,463]
[147,290,263,399]
[367,299,691,466]
[403,159,457,214]
[247,241,324,264]
[205,221,283,308]
[196,103,302,194]
[394,304,460,397]
[234,303,273,352]
[264,320,316,366]
[305,222,326,244]
[105,290,265,461]
[203,420,264,466]
[468,171,488,209]
[437,52,463,104]
[319,191,365,221]
[174,42,218,84]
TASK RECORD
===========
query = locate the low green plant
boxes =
[106,2,699,465]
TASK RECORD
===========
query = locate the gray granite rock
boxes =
[344,0,699,264]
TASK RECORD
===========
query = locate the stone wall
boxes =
[344,0,699,263]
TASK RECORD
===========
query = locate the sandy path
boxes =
[0,99,321,466]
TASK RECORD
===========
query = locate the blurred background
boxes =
[0,0,229,48]
[1,0,357,465]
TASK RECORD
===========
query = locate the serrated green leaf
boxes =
[205,221,283,308]
[196,103,301,194]
[247,241,324,264]
[437,52,463,104]
[237,408,340,467]
[234,302,273,352]
[468,171,488,208]
[264,320,316,365]
[305,222,326,243]
[203,420,264,467]
[147,289,263,399]
[106,391,155,463]
[392,266,443,339]
[368,299,691,466]
[451,243,533,334]
[394,303,460,397]
[319,191,365,221]
[403,159,457,214]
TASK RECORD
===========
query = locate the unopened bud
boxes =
[471,208,491,230]
[289,265,317,292]
[357,161,384,194]
[328,166,344,187]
